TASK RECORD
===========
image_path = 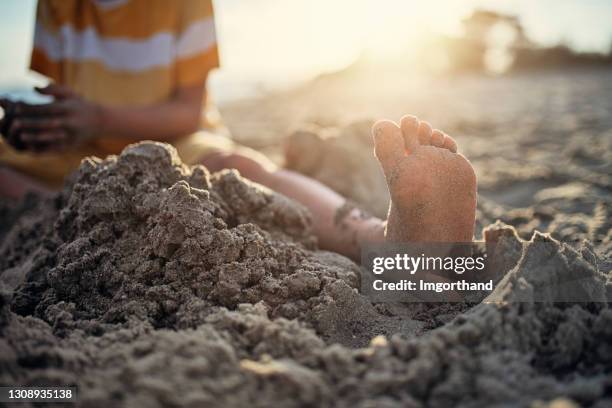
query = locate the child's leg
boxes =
[201,149,385,260]
[0,166,52,201]
[201,115,477,260]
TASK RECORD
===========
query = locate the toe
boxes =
[399,115,420,153]
[442,134,458,153]
[431,129,445,148]
[372,119,405,178]
[417,121,432,146]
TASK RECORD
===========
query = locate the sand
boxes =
[1,68,612,407]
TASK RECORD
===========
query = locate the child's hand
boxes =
[6,85,104,153]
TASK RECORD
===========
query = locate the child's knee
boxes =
[210,152,271,181]
[224,153,260,174]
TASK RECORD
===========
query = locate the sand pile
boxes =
[1,142,611,407]
[2,143,394,338]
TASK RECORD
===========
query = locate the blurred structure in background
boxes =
[439,10,612,74]
[380,9,612,76]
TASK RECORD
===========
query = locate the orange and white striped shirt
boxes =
[31,0,219,106]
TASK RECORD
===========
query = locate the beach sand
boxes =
[0,68,611,407]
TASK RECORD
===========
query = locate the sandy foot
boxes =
[373,115,477,242]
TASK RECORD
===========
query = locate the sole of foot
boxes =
[372,115,477,243]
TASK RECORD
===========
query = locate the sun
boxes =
[215,0,473,79]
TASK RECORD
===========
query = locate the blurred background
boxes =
[1,0,611,252]
[1,0,612,102]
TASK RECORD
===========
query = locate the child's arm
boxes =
[97,83,205,142]
[11,82,205,148]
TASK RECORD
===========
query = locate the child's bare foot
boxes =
[372,115,477,242]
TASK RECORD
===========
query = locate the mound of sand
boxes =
[1,142,611,407]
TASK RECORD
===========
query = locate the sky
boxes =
[0,0,611,96]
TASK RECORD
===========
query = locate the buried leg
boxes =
[201,148,383,259]
[200,116,476,260]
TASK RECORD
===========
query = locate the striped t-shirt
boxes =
[30,0,220,152]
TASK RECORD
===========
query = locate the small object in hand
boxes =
[1,100,31,151]
[0,99,15,139]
